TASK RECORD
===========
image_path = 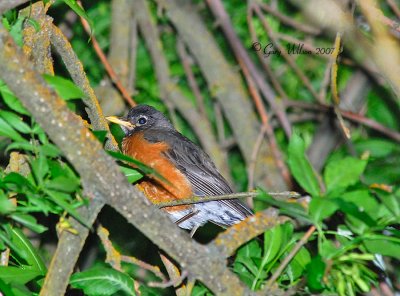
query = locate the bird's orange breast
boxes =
[122,132,193,212]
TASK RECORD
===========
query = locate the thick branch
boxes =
[212,209,286,257]
[0,24,252,296]
[50,25,118,151]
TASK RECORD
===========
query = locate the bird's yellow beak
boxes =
[106,116,135,129]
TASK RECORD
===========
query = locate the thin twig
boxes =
[286,99,400,142]
[206,0,292,138]
[247,123,268,197]
[97,225,170,285]
[252,2,322,104]
[265,225,316,287]
[77,1,135,107]
[386,0,400,19]
[258,2,321,35]
[158,254,187,296]
[247,8,290,101]
[177,39,206,117]
[157,191,301,208]
[330,32,351,139]
[148,270,188,288]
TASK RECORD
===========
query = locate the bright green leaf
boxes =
[0,266,41,285]
[0,81,29,115]
[0,191,16,214]
[287,133,320,197]
[10,213,48,234]
[306,255,326,291]
[363,238,400,260]
[45,176,80,193]
[30,157,49,185]
[0,117,25,142]
[324,157,367,193]
[70,267,136,296]
[0,110,31,134]
[119,166,143,183]
[9,17,24,47]
[309,197,338,224]
[43,74,85,100]
[10,228,47,274]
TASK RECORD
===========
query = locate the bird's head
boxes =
[106,104,173,136]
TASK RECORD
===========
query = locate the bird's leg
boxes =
[189,225,199,238]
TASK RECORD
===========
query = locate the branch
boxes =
[211,209,287,257]
[157,191,301,208]
[77,1,135,107]
[50,25,119,151]
[0,24,253,296]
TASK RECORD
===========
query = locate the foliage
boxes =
[0,0,399,296]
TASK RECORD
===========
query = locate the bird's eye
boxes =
[137,116,147,125]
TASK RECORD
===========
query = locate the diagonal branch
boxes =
[0,24,253,296]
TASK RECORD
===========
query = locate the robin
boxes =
[107,104,252,236]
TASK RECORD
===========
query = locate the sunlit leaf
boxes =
[70,267,136,296]
[287,133,320,197]
[43,74,85,100]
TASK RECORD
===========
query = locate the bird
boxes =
[106,104,252,236]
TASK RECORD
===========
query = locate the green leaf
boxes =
[0,81,29,115]
[107,151,168,184]
[43,74,85,100]
[0,266,42,285]
[9,17,24,47]
[256,190,310,222]
[59,0,94,34]
[324,157,367,193]
[10,213,48,234]
[363,238,400,260]
[70,267,136,296]
[374,189,400,220]
[0,117,25,142]
[3,172,35,192]
[119,166,143,183]
[355,138,399,158]
[0,279,15,296]
[306,255,326,291]
[92,130,108,144]
[0,191,16,214]
[233,240,262,286]
[45,176,80,193]
[333,198,376,232]
[285,247,311,282]
[0,110,31,134]
[309,197,338,224]
[30,156,49,185]
[10,228,47,274]
[287,133,320,197]
[251,223,293,289]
